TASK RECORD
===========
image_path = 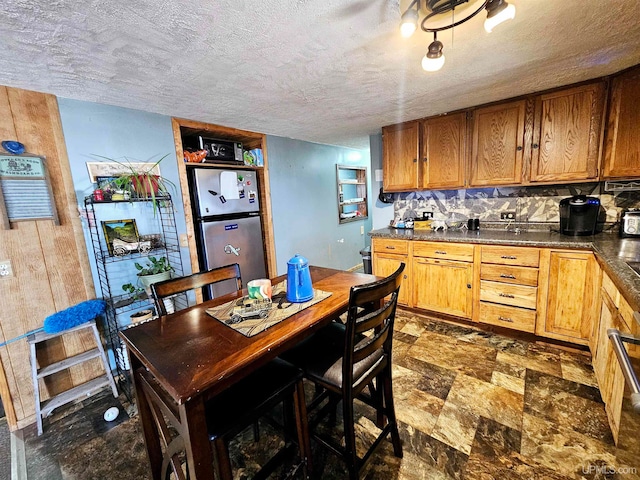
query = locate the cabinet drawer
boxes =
[481,245,540,267]
[480,264,538,286]
[480,280,537,309]
[413,241,474,262]
[479,302,536,333]
[372,238,409,255]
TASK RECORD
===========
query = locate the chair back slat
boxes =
[352,318,392,364]
[342,263,404,386]
[152,264,242,316]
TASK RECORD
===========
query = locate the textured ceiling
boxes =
[1,1,640,149]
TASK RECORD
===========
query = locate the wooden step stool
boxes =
[28,320,118,435]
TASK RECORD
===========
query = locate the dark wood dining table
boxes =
[119,266,377,480]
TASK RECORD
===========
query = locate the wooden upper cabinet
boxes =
[529,82,606,183]
[420,113,467,189]
[603,67,640,179]
[382,121,419,192]
[470,100,526,187]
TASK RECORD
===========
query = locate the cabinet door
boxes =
[373,253,411,307]
[470,100,526,186]
[413,258,473,318]
[603,67,640,179]
[530,83,605,182]
[382,122,419,192]
[420,113,466,189]
[540,251,598,343]
[593,290,626,444]
[593,289,615,398]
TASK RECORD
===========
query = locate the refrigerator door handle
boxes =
[224,244,241,256]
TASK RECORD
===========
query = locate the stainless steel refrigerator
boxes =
[189,167,266,299]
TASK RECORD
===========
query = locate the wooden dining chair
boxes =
[151,263,242,316]
[145,265,312,479]
[280,263,405,480]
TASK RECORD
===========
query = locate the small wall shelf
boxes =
[337,165,368,224]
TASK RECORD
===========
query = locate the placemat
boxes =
[206,281,332,337]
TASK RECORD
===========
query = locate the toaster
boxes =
[620,209,640,238]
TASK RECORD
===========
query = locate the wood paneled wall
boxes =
[0,87,99,430]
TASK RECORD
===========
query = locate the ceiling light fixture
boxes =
[400,0,516,72]
[422,33,445,72]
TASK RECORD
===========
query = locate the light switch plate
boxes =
[0,259,13,278]
[179,234,189,247]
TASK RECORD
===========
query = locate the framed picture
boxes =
[95,176,121,191]
[86,162,161,184]
[101,219,139,256]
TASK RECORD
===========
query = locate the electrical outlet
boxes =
[0,259,13,278]
[179,234,189,247]
[500,211,516,220]
[360,225,364,235]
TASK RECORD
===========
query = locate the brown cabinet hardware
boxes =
[501,255,517,260]
[498,316,514,323]
[499,293,515,298]
[435,250,447,255]
[500,273,517,279]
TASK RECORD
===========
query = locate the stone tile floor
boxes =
[13,310,640,479]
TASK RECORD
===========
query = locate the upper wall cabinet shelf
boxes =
[337,165,368,224]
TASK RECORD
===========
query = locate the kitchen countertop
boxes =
[369,227,640,319]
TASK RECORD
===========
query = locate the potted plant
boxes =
[133,256,174,295]
[93,153,177,214]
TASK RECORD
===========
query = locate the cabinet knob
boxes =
[467,283,472,289]
[403,274,407,279]
[516,146,523,151]
[532,143,539,149]
[423,157,428,162]
[413,158,417,163]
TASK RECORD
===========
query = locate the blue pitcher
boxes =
[286,254,314,302]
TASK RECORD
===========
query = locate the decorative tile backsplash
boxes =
[394,182,640,229]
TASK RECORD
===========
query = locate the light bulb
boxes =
[400,8,419,38]
[401,22,417,38]
[484,3,515,32]
[422,54,445,72]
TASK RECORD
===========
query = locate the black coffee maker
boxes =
[559,195,601,236]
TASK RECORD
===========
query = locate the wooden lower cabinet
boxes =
[592,285,628,444]
[373,252,411,307]
[537,250,599,344]
[372,238,411,306]
[413,257,473,319]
